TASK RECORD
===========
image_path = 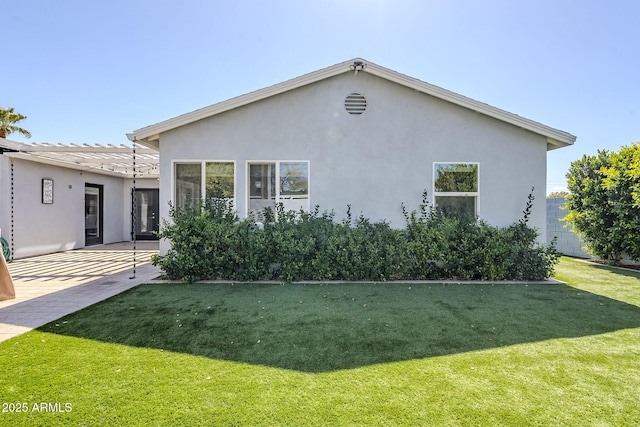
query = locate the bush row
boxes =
[152,191,559,282]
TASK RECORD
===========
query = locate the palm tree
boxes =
[0,107,32,139]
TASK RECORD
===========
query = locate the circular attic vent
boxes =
[344,92,367,115]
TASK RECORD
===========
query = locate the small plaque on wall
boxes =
[42,178,54,204]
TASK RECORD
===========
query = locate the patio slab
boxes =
[0,241,159,342]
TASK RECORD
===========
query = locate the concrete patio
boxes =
[0,241,159,342]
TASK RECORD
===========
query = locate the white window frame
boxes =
[246,160,310,219]
[172,160,236,208]
[433,162,480,216]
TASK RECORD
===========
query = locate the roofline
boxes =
[129,58,576,151]
[127,59,360,149]
[1,137,159,178]
[0,137,23,152]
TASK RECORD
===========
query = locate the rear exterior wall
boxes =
[158,72,548,253]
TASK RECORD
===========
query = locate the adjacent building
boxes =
[0,139,159,259]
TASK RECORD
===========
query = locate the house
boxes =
[0,138,159,259]
[127,58,576,254]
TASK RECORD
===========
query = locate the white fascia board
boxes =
[0,137,26,151]
[129,59,358,145]
[129,58,576,150]
[363,63,576,148]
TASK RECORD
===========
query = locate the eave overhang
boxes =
[128,58,577,151]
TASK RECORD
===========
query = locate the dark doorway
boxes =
[85,184,104,246]
[132,189,159,240]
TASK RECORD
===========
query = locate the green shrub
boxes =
[152,199,257,282]
[401,189,558,281]
[152,191,558,282]
[564,142,640,263]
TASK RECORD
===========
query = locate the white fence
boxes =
[546,197,590,258]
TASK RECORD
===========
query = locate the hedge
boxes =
[152,191,558,282]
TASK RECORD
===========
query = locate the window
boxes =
[248,161,309,220]
[434,163,479,217]
[174,162,235,209]
[175,163,201,208]
[205,162,234,202]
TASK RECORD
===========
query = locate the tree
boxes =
[563,142,640,263]
[547,191,569,198]
[0,107,32,139]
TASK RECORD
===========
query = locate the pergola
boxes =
[0,139,158,178]
[0,138,159,277]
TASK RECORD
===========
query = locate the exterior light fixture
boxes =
[350,61,367,75]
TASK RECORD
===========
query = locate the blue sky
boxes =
[4,0,638,194]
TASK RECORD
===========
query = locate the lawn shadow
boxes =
[40,281,640,373]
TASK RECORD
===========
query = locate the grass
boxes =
[1,257,639,426]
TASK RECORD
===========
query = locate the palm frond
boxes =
[0,106,31,139]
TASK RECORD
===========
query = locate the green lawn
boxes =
[1,257,639,426]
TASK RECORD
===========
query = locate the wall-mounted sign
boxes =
[42,178,54,204]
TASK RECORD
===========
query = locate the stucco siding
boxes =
[0,157,158,259]
[158,71,549,252]
[0,155,10,242]
[6,158,86,258]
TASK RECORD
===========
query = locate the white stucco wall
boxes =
[157,71,549,253]
[0,155,12,244]
[0,156,159,259]
[6,158,86,258]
